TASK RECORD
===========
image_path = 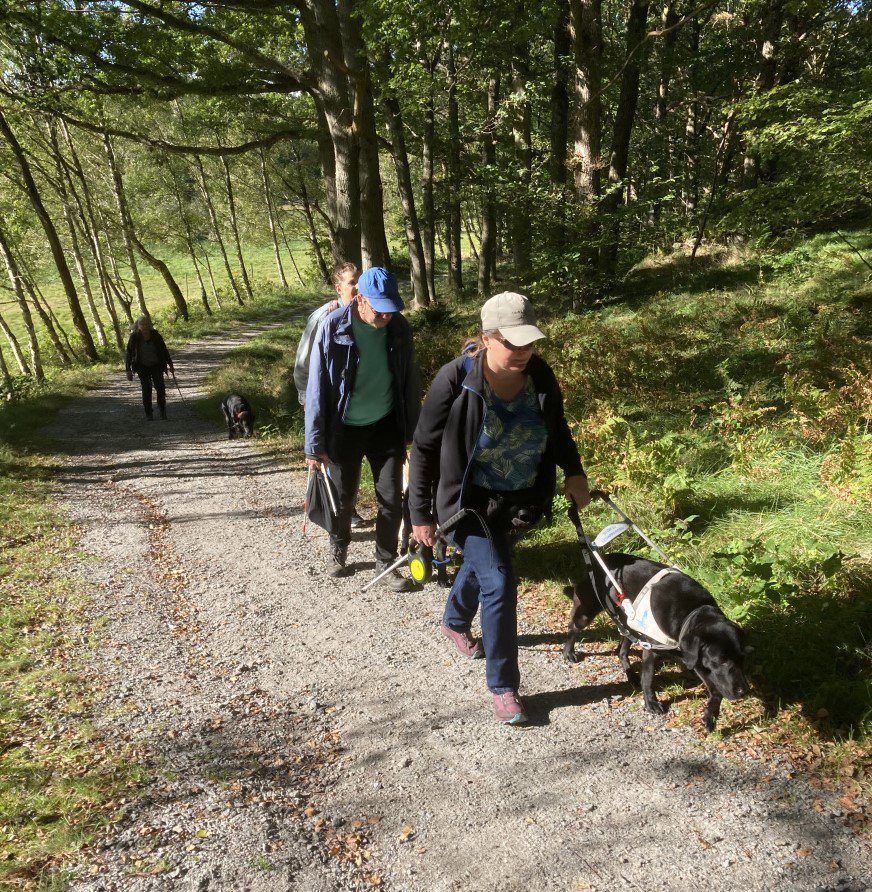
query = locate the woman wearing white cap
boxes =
[408,292,590,724]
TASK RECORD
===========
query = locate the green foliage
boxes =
[713,538,845,616]
[730,70,872,232]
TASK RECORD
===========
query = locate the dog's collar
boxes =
[676,604,708,645]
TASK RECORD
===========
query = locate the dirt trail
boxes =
[47,323,869,891]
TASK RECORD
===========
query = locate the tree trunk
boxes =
[691,110,738,259]
[102,132,149,319]
[12,248,78,363]
[0,310,30,376]
[130,230,190,321]
[0,226,43,380]
[276,218,307,287]
[464,211,480,263]
[510,49,532,282]
[202,251,223,309]
[682,18,701,216]
[478,75,500,296]
[383,89,429,306]
[421,70,438,304]
[650,2,680,224]
[195,155,244,304]
[260,150,288,289]
[59,120,125,349]
[22,273,73,366]
[550,0,571,249]
[446,43,463,293]
[0,107,98,360]
[599,0,650,273]
[743,0,785,186]
[569,0,603,201]
[101,227,136,322]
[295,161,331,284]
[339,0,390,267]
[168,165,212,315]
[550,0,571,188]
[220,153,254,299]
[300,0,362,266]
[48,125,107,348]
[313,107,339,261]
[0,339,12,396]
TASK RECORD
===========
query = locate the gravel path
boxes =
[47,322,870,892]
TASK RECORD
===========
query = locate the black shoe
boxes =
[350,510,366,529]
[375,561,415,593]
[328,547,352,578]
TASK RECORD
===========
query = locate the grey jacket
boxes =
[293,299,338,405]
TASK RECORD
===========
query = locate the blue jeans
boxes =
[443,518,519,694]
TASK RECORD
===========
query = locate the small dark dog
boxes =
[220,394,255,439]
[564,553,749,732]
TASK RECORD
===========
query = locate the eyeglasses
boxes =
[489,334,530,352]
[362,296,393,318]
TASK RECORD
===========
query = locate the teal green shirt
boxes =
[345,315,394,426]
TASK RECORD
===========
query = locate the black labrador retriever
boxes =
[564,553,749,732]
[220,394,255,439]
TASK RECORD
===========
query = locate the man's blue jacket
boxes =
[304,303,422,459]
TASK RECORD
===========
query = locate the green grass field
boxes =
[2,241,317,356]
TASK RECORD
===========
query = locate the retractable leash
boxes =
[568,492,679,652]
[361,507,482,591]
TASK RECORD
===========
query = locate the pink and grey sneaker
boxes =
[440,623,484,659]
[492,691,528,725]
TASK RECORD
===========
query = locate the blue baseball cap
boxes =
[357,267,405,313]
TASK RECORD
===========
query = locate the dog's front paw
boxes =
[563,648,585,664]
[644,696,668,715]
[703,710,718,734]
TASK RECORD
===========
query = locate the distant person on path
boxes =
[294,262,364,527]
[408,292,590,725]
[125,315,174,420]
[304,267,422,591]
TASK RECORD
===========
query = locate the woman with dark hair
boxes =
[125,315,174,420]
[408,292,590,724]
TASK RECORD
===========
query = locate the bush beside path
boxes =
[43,325,870,891]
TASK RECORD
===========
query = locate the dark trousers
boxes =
[330,413,404,564]
[443,518,519,694]
[137,367,166,417]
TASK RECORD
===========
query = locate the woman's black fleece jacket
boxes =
[408,351,585,528]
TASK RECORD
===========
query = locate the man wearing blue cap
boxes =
[304,267,422,590]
